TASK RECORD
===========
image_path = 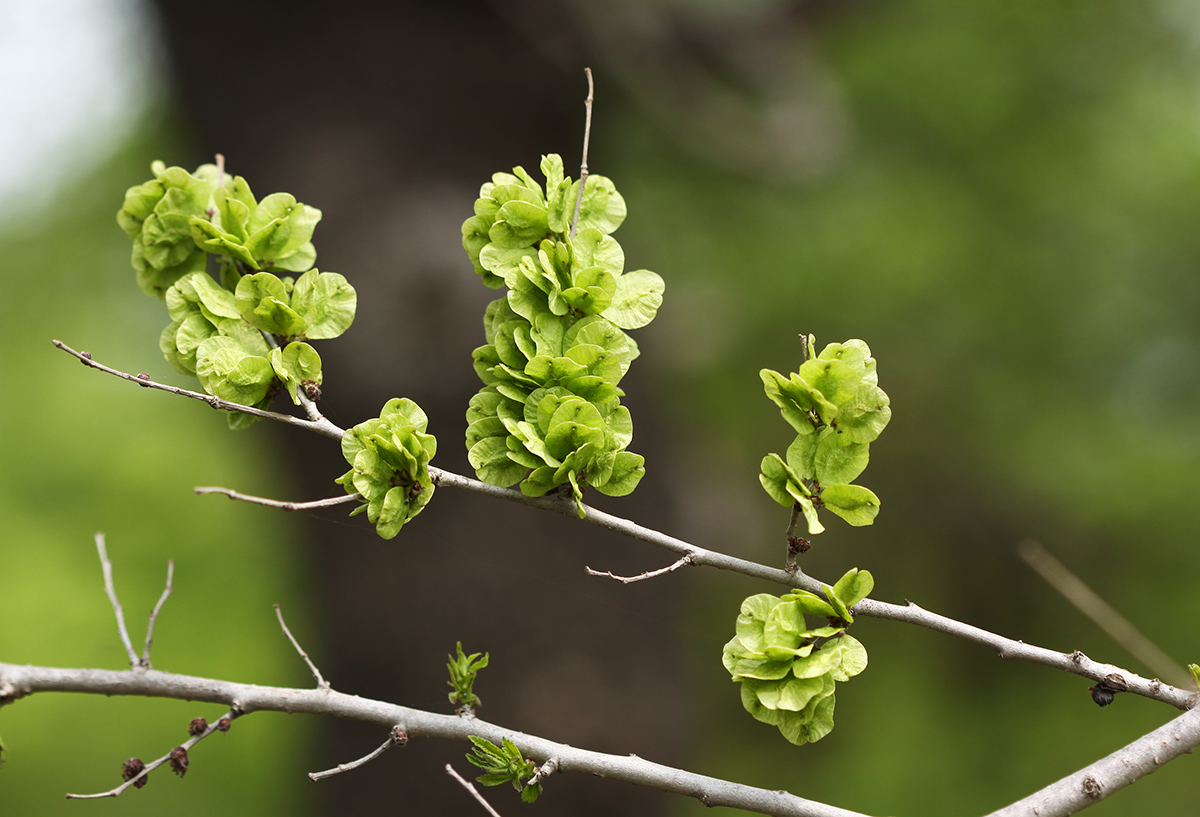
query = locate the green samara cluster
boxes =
[723,569,872,745]
[461,155,665,513]
[119,161,435,538]
[759,336,891,535]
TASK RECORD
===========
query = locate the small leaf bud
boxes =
[121,758,148,788]
[168,746,189,777]
[390,726,408,746]
[216,717,231,733]
[188,717,208,737]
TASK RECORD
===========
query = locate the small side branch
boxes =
[141,560,175,668]
[53,341,344,440]
[195,486,361,512]
[66,708,236,798]
[95,533,139,668]
[274,605,329,690]
[309,726,407,781]
[586,554,694,584]
[446,764,505,817]
[570,67,595,239]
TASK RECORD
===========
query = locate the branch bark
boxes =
[0,663,867,817]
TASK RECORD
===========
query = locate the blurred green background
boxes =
[4,0,1200,815]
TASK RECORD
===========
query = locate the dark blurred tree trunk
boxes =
[148,2,682,815]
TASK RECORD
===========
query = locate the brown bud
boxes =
[302,380,322,401]
[168,746,189,777]
[121,758,148,788]
[216,717,231,733]
[390,726,408,746]
[188,717,208,737]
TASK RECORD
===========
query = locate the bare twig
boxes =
[52,340,344,440]
[141,560,175,668]
[586,554,694,584]
[446,764,505,817]
[570,67,594,239]
[274,605,329,690]
[65,708,235,798]
[309,727,407,781]
[1019,540,1192,689]
[195,486,361,511]
[94,533,139,668]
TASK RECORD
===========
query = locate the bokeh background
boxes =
[4,1,1200,815]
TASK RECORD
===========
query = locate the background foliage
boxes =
[4,1,1200,816]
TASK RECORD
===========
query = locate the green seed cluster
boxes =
[759,337,891,534]
[335,398,437,539]
[461,155,665,513]
[723,569,873,745]
[118,161,437,538]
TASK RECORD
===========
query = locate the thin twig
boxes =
[309,727,407,781]
[274,604,330,690]
[195,486,361,511]
[446,764,505,817]
[65,708,235,798]
[94,533,139,668]
[52,340,344,440]
[570,67,594,239]
[140,560,175,668]
[586,554,694,584]
[1018,540,1192,689]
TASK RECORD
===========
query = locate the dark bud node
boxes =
[1089,674,1127,707]
[136,373,151,387]
[121,758,148,788]
[216,717,231,733]
[302,380,321,401]
[787,536,811,555]
[188,717,207,737]
[168,746,189,777]
[390,726,408,746]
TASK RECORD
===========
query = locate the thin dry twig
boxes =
[195,486,361,511]
[140,560,175,668]
[309,727,407,781]
[570,67,595,238]
[446,764,505,817]
[94,533,139,668]
[1018,539,1192,689]
[274,604,329,690]
[52,340,343,440]
[585,554,694,584]
[65,708,235,798]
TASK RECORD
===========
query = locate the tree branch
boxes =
[0,662,868,817]
[52,340,344,440]
[60,344,1198,708]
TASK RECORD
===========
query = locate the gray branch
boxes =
[0,662,867,817]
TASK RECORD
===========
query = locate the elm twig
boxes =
[309,727,407,781]
[446,764,505,817]
[195,486,361,511]
[64,708,236,799]
[94,533,138,668]
[274,604,329,690]
[585,554,694,584]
